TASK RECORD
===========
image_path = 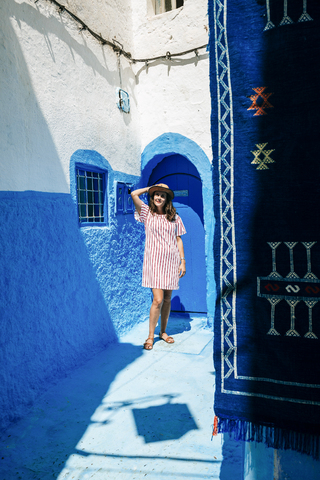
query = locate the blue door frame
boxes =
[149,154,207,313]
[141,133,215,326]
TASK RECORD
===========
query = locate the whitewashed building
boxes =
[2,2,320,479]
[0,0,212,430]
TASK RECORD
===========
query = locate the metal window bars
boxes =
[77,169,104,223]
[155,0,184,15]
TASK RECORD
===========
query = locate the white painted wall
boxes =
[62,0,134,53]
[131,0,212,162]
[0,0,140,193]
[1,0,211,194]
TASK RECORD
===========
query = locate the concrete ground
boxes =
[0,315,236,480]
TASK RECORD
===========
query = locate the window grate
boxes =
[76,169,105,223]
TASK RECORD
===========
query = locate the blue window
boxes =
[116,182,134,214]
[116,182,125,214]
[76,167,106,224]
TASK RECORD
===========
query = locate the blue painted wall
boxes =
[0,150,150,431]
[0,137,214,436]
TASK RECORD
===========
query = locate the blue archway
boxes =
[141,133,215,326]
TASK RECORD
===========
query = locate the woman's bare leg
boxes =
[160,290,174,342]
[148,289,164,339]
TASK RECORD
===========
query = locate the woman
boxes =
[131,183,186,350]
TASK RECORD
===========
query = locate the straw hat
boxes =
[148,183,174,200]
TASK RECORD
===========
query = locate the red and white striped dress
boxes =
[135,202,186,290]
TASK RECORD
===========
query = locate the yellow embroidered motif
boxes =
[251,143,275,170]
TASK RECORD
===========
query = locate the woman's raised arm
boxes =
[131,186,150,214]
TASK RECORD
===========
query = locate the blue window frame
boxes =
[116,182,125,214]
[76,167,106,224]
[126,186,134,213]
[116,182,134,214]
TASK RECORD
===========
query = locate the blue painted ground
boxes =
[0,315,230,480]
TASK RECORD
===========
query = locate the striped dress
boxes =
[135,202,186,290]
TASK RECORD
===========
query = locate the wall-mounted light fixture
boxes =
[116,88,130,113]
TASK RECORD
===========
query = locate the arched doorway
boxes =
[149,154,206,313]
[141,132,215,326]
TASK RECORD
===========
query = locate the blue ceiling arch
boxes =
[141,133,212,188]
[141,132,216,326]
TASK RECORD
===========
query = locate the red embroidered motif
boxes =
[248,87,274,116]
[264,283,280,292]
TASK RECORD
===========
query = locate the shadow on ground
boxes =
[0,342,143,479]
[132,401,198,443]
[155,312,192,336]
[0,317,251,480]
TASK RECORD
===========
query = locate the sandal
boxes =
[143,337,154,350]
[159,332,174,344]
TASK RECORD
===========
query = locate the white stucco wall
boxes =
[61,0,134,53]
[0,0,140,193]
[1,0,211,194]
[131,0,212,162]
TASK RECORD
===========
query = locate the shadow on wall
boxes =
[0,3,118,431]
[0,0,69,192]
[0,1,105,430]
[171,295,188,312]
[7,0,137,123]
[69,149,150,335]
[8,0,121,90]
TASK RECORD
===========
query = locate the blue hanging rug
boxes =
[209,0,320,458]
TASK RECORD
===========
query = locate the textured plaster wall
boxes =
[60,0,134,53]
[0,0,140,193]
[131,0,212,162]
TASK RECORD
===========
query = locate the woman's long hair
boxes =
[149,194,176,222]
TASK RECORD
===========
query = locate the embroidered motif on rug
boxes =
[257,242,320,339]
[251,143,275,169]
[264,0,313,31]
[247,87,274,116]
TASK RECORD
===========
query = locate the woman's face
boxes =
[153,191,167,209]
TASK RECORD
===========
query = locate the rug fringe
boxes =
[211,415,219,438]
[216,417,320,460]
